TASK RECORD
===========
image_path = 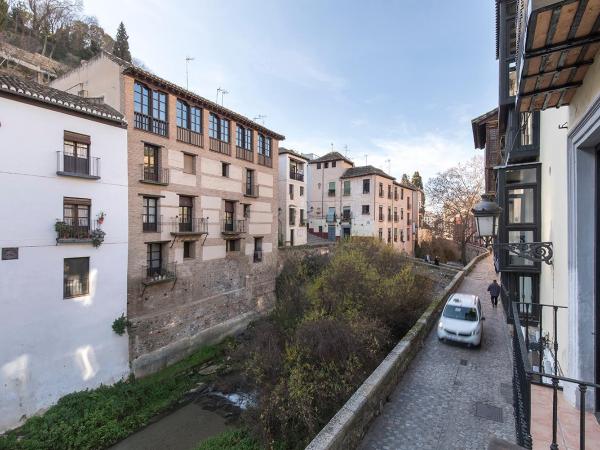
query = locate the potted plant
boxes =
[97,211,107,225]
[90,228,106,248]
[54,220,69,239]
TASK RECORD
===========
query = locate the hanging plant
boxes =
[90,228,106,248]
[97,211,107,225]
[112,314,131,336]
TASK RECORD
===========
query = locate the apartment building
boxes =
[278,148,308,246]
[0,75,129,431]
[474,1,600,446]
[52,51,284,376]
[307,152,417,255]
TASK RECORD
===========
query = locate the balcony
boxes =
[341,213,352,224]
[142,262,177,286]
[142,214,162,233]
[177,127,203,147]
[56,151,100,179]
[258,153,272,168]
[134,112,168,137]
[209,137,231,156]
[325,214,337,224]
[236,146,253,162]
[169,218,207,236]
[140,164,169,185]
[327,190,336,197]
[55,222,92,244]
[244,183,258,198]
[289,169,304,182]
[222,219,246,236]
[253,250,263,262]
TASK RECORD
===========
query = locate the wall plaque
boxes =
[2,248,18,260]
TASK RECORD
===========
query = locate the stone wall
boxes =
[305,252,490,450]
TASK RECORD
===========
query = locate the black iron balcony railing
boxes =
[177,127,203,147]
[327,190,336,197]
[142,214,162,233]
[236,146,253,162]
[209,137,231,155]
[222,219,246,234]
[140,164,169,185]
[289,169,304,182]
[134,112,168,137]
[511,301,600,450]
[56,222,91,242]
[170,218,207,235]
[257,153,272,168]
[245,183,258,197]
[325,214,337,224]
[142,262,177,285]
[341,213,352,223]
[56,151,100,179]
[253,250,263,262]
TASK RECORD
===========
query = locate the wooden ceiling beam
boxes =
[524,33,600,59]
[520,81,582,98]
[523,59,593,78]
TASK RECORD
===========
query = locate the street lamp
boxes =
[471,194,553,265]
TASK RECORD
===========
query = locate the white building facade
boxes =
[278,148,308,246]
[0,76,129,432]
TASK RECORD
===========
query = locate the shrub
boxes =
[111,314,130,336]
[195,429,260,450]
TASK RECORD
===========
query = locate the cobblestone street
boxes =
[360,256,516,450]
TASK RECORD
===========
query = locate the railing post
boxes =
[553,306,558,377]
[579,384,587,450]
[539,304,544,376]
[550,377,559,450]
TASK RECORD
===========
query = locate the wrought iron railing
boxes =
[327,190,336,197]
[222,219,246,234]
[253,250,263,262]
[142,214,162,232]
[140,164,169,184]
[325,214,337,224]
[289,169,304,181]
[56,151,100,178]
[511,301,599,449]
[177,126,203,147]
[56,222,91,241]
[245,183,258,197]
[142,262,177,285]
[170,218,207,234]
[209,137,231,155]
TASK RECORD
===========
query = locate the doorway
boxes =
[327,225,336,241]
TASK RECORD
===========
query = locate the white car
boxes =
[437,293,484,347]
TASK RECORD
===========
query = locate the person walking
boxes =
[487,279,501,308]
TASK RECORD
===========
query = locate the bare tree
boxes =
[26,0,81,55]
[425,155,484,264]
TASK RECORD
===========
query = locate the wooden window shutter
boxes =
[64,131,91,144]
[179,195,193,207]
[64,197,91,206]
[183,154,194,174]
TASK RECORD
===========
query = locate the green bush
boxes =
[196,429,260,450]
[111,314,130,335]
[0,343,224,450]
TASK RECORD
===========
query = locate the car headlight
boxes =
[438,322,444,329]
[471,329,480,336]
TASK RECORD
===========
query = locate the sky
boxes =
[82,0,497,183]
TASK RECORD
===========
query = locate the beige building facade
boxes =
[52,52,284,375]
[278,148,308,246]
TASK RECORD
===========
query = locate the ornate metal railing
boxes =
[289,169,304,181]
[222,219,246,234]
[170,218,207,235]
[56,151,100,179]
[142,262,177,285]
[141,214,162,233]
[140,164,169,185]
[495,242,554,265]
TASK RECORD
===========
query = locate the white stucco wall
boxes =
[278,153,308,246]
[0,97,129,431]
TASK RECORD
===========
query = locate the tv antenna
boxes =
[330,142,334,152]
[386,158,391,174]
[216,87,229,106]
[364,154,368,165]
[253,114,266,124]
[220,89,229,106]
[185,56,194,89]
[344,145,349,157]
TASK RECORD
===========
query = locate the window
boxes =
[328,181,336,197]
[254,237,263,262]
[289,207,296,226]
[394,186,398,200]
[387,228,392,243]
[142,144,160,182]
[317,162,321,169]
[388,207,392,221]
[243,204,251,218]
[401,188,404,200]
[191,107,202,133]
[134,82,167,136]
[63,133,90,175]
[183,153,195,174]
[64,257,89,298]
[406,228,410,241]
[362,205,370,215]
[134,82,149,115]
[394,207,398,221]
[388,185,392,198]
[332,161,336,168]
[176,100,189,129]
[236,125,253,150]
[379,205,384,221]
[506,168,537,184]
[63,197,90,238]
[363,179,370,194]
[142,197,158,232]
[343,180,351,196]
[179,196,193,231]
[401,230,404,242]
[508,188,535,223]
[324,162,329,169]
[152,91,167,122]
[183,241,195,259]
[394,228,398,242]
[379,183,384,197]
[222,162,230,177]
[508,230,534,266]
[520,113,533,146]
[209,113,230,142]
[300,209,305,225]
[245,169,255,196]
[257,134,272,166]
[224,200,235,230]
[226,239,240,252]
[147,243,162,277]
[300,186,304,196]
[401,208,404,220]
[342,206,351,221]
[289,184,294,200]
[378,228,383,241]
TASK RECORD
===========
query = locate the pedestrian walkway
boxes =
[360,256,516,450]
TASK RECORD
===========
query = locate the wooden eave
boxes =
[518,0,600,112]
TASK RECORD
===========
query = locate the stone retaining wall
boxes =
[305,251,490,450]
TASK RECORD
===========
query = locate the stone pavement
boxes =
[360,256,516,450]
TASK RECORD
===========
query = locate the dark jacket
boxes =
[487,283,501,297]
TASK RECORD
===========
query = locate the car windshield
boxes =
[443,305,478,322]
